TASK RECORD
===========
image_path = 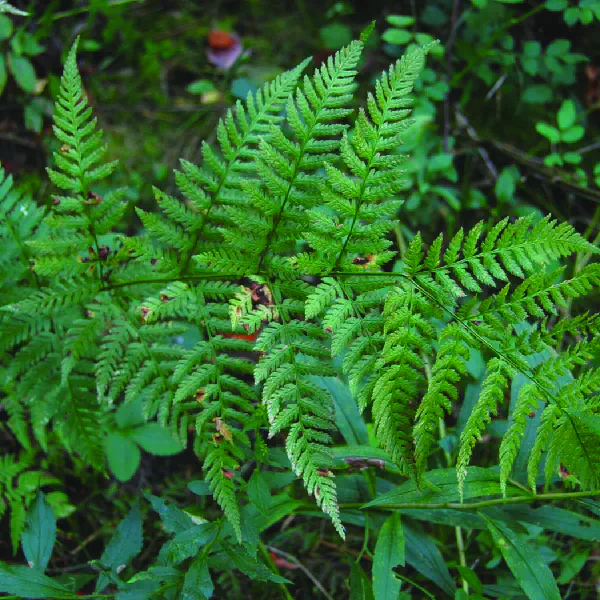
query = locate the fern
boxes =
[2,35,600,546]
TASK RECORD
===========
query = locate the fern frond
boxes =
[414,323,469,478]
[201,40,364,274]
[457,358,515,498]
[410,216,598,305]
[307,44,431,272]
[254,287,343,537]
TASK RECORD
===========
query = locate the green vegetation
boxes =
[1,1,600,598]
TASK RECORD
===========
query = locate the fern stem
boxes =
[342,488,600,511]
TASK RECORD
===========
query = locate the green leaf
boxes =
[0,563,76,598]
[145,493,195,534]
[558,550,590,584]
[545,0,568,9]
[404,522,456,596]
[8,53,36,92]
[247,470,272,516]
[364,467,525,508]
[128,423,184,456]
[386,15,415,27]
[535,122,560,143]
[456,566,483,594]
[557,100,576,130]
[0,13,12,40]
[495,166,519,204]
[106,431,141,482]
[372,513,404,600]
[21,493,56,572]
[319,23,353,49]
[560,125,584,143]
[522,85,551,104]
[183,556,214,599]
[428,153,453,173]
[188,480,211,496]
[502,505,600,541]
[349,561,374,600]
[24,100,43,132]
[485,516,561,600]
[382,28,413,45]
[315,376,369,445]
[562,151,582,164]
[115,397,146,429]
[96,504,143,593]
[186,79,216,95]
[523,41,541,57]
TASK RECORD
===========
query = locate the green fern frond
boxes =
[457,358,515,498]
[415,323,469,478]
[410,216,598,304]
[306,44,430,273]
[199,40,364,275]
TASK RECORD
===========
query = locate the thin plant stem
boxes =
[340,488,600,512]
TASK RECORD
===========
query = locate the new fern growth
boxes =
[2,34,600,545]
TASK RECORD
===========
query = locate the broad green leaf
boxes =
[315,376,369,445]
[161,523,216,565]
[24,100,43,132]
[106,431,140,482]
[145,493,195,534]
[557,100,576,130]
[349,561,374,600]
[558,550,590,584]
[502,505,600,541]
[247,470,272,516]
[372,513,404,600]
[457,566,483,594]
[115,580,161,600]
[485,516,561,600]
[319,23,353,49]
[522,85,551,104]
[224,544,290,584]
[115,397,145,429]
[401,508,485,529]
[404,522,456,596]
[188,480,211,496]
[183,556,213,599]
[364,467,526,508]
[545,0,568,9]
[0,563,75,598]
[129,423,183,456]
[330,445,401,474]
[21,493,56,572]
[96,504,143,592]
[8,53,36,92]
[0,13,11,39]
[495,166,519,204]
